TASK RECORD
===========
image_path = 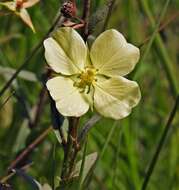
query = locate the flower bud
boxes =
[16,0,24,9]
[61,1,77,18]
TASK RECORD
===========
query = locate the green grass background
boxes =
[0,0,179,189]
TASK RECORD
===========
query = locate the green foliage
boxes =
[0,0,179,190]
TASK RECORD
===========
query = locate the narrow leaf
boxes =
[72,152,98,183]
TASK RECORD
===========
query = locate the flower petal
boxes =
[94,77,141,120]
[90,29,140,77]
[19,8,35,32]
[0,1,16,11]
[52,27,87,72]
[44,38,81,75]
[22,0,40,8]
[46,76,89,117]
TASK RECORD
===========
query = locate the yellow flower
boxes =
[44,27,141,120]
[0,0,39,32]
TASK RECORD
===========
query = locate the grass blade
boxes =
[141,95,179,190]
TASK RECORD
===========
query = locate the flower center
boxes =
[74,67,97,93]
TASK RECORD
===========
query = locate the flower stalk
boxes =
[60,117,80,184]
[59,1,92,185]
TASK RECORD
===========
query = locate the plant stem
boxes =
[60,117,80,183]
[102,0,116,32]
[82,0,91,40]
[139,11,179,47]
[133,0,170,77]
[0,91,15,111]
[7,127,52,171]
[0,13,63,98]
[78,139,88,190]
[67,117,80,176]
[84,121,118,188]
[139,0,178,97]
[60,0,92,185]
[0,163,33,183]
[141,95,179,190]
[30,85,47,128]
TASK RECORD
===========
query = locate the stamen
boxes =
[73,67,97,93]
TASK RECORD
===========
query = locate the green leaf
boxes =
[72,152,98,184]
[0,66,37,82]
[53,118,68,144]
[12,121,31,153]
[78,140,88,189]
[55,176,79,190]
[41,184,52,190]
[0,33,22,44]
[33,180,52,190]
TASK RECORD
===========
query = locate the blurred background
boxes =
[0,0,179,189]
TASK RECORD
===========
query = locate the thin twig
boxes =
[30,85,47,128]
[60,118,75,181]
[0,163,33,183]
[0,13,64,98]
[7,127,52,171]
[139,11,179,48]
[0,91,15,110]
[82,0,91,40]
[102,0,116,32]
[141,95,179,190]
